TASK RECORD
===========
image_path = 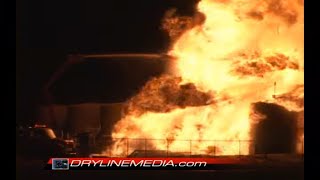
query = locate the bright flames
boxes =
[106,0,304,156]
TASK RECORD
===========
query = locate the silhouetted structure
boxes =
[252,102,297,154]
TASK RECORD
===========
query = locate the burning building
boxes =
[107,0,304,156]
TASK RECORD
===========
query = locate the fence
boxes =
[93,136,304,158]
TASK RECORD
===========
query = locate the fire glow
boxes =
[106,0,304,156]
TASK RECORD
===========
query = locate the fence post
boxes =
[189,140,192,157]
[109,138,113,157]
[126,138,129,157]
[166,139,169,157]
[214,140,216,157]
[302,138,304,154]
[238,140,241,157]
[145,139,147,157]
[302,138,304,160]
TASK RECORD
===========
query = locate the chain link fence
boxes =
[94,136,304,157]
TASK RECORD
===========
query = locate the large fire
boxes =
[105,0,304,156]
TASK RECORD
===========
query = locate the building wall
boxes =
[36,103,124,139]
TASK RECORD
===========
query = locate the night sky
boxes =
[16,0,199,124]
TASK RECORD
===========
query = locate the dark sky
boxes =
[16,0,199,124]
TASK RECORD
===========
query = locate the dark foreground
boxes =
[16,155,304,180]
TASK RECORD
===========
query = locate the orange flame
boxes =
[106,0,304,156]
